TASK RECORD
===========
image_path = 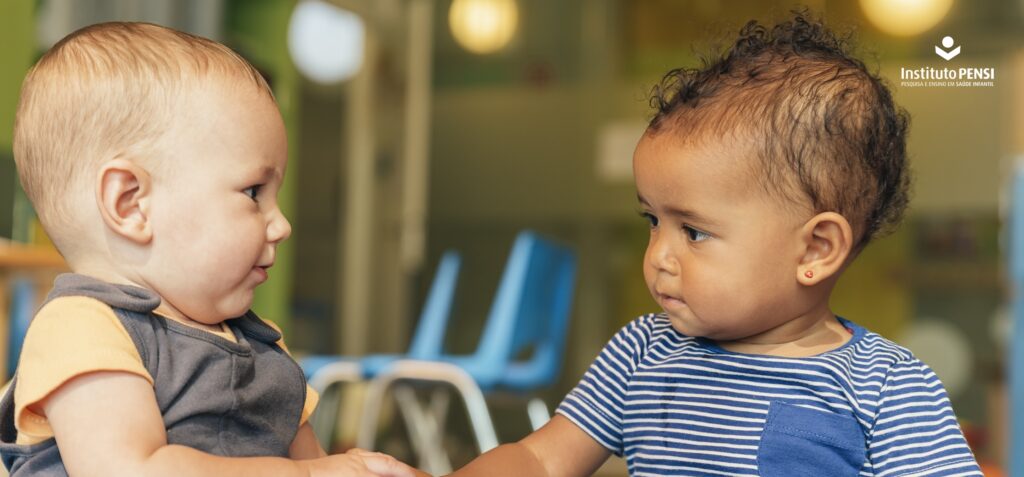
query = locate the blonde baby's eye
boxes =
[683,225,711,242]
[244,185,262,201]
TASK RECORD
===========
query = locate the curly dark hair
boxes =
[647,10,911,248]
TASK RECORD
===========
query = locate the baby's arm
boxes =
[450,415,609,477]
[290,422,328,459]
[44,371,418,477]
[865,359,981,476]
[455,316,659,477]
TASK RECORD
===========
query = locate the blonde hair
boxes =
[13,22,273,250]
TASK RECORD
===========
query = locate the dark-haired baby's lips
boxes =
[657,290,684,303]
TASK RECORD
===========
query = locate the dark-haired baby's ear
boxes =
[796,212,853,286]
[96,159,153,244]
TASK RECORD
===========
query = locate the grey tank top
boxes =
[0,274,307,476]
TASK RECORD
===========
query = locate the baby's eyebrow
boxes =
[636,194,661,209]
[258,165,282,180]
[637,194,717,226]
[666,207,717,227]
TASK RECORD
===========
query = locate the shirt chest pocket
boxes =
[756,401,866,477]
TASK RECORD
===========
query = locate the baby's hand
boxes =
[301,448,423,477]
[346,449,429,477]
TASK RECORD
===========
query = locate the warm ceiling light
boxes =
[860,0,954,37]
[288,0,366,84]
[448,0,518,54]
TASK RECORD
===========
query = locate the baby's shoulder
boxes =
[840,320,919,368]
[32,295,122,330]
[22,296,135,356]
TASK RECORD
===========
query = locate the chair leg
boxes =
[527,397,550,431]
[360,361,499,453]
[307,361,363,451]
[357,371,392,450]
[310,384,343,448]
[394,385,453,475]
[454,377,499,453]
[427,387,451,434]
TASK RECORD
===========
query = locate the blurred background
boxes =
[0,0,1019,475]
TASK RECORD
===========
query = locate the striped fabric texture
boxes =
[556,314,981,476]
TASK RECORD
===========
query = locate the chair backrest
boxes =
[407,251,461,359]
[472,231,577,388]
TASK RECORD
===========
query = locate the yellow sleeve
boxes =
[259,318,320,426]
[14,296,152,444]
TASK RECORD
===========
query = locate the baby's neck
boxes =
[67,264,227,334]
[715,312,852,357]
[67,261,146,290]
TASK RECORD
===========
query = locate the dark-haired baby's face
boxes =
[633,132,813,342]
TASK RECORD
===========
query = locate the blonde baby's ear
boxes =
[796,212,854,286]
[96,159,153,244]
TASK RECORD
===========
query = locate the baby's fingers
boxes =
[347,449,419,477]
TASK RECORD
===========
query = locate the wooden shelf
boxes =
[0,241,66,270]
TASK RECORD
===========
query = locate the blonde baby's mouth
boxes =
[252,265,270,283]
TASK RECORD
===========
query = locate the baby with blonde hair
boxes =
[1,22,421,477]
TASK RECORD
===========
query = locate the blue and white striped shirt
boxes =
[556,314,981,476]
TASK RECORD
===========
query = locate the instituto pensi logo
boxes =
[935,36,960,60]
[899,36,995,88]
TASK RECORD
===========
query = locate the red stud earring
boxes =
[804,270,814,279]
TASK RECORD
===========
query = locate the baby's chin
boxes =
[666,315,704,337]
[666,315,738,341]
[219,303,254,320]
[218,290,257,317]
[190,300,253,323]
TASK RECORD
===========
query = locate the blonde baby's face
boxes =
[142,82,290,325]
[634,132,813,342]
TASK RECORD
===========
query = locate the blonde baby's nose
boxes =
[268,210,292,243]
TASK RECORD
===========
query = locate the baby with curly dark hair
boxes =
[450,11,980,477]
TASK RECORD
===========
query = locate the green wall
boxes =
[0,0,36,239]
[226,0,300,334]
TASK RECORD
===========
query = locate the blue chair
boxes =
[356,231,577,473]
[7,279,35,378]
[300,250,462,447]
[0,278,37,401]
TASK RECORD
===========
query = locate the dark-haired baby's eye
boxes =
[637,210,659,228]
[683,225,710,242]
